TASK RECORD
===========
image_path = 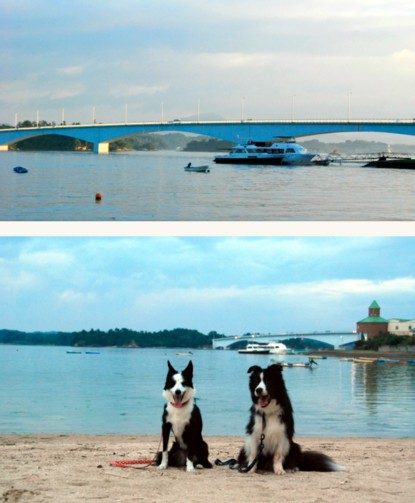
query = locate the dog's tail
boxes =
[299,451,344,472]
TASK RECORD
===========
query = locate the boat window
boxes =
[286,148,295,153]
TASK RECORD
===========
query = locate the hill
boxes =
[0,328,224,349]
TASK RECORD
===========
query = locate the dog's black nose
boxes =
[256,387,263,395]
[175,389,182,396]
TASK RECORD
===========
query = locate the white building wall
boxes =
[388,319,415,336]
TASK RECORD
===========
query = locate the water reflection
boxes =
[352,361,415,425]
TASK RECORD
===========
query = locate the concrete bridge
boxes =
[212,331,360,350]
[1,118,415,154]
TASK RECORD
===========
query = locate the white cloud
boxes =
[57,66,84,76]
[392,49,415,73]
[200,52,277,69]
[110,85,168,98]
[49,84,85,100]
[279,278,415,297]
[19,250,73,266]
[58,290,96,304]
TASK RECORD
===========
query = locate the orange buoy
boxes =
[95,193,102,202]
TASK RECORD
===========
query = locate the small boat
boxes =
[364,156,415,169]
[175,351,193,356]
[352,357,378,363]
[307,355,327,360]
[13,166,28,173]
[312,157,331,166]
[280,359,318,368]
[85,351,100,355]
[214,139,316,165]
[238,343,270,354]
[184,163,210,173]
[66,351,82,354]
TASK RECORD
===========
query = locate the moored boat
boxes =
[13,166,28,173]
[266,342,290,354]
[280,359,318,368]
[364,156,415,169]
[214,139,316,165]
[238,342,270,354]
[352,357,378,363]
[184,163,210,172]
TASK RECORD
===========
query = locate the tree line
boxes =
[0,328,224,349]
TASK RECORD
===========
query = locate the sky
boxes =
[1,236,414,335]
[1,0,415,141]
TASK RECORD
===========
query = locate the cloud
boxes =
[19,250,73,267]
[57,66,84,76]
[49,84,85,100]
[392,49,415,73]
[57,290,97,304]
[109,85,168,98]
[200,52,277,69]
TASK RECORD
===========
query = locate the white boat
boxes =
[184,163,210,172]
[213,139,316,165]
[266,342,289,354]
[238,342,270,354]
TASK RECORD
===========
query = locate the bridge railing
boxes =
[1,118,415,132]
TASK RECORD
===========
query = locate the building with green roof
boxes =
[356,300,389,339]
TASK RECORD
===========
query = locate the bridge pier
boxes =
[93,142,109,154]
[0,145,9,151]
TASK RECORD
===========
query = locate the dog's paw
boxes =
[186,460,196,472]
[273,466,286,475]
[157,463,168,470]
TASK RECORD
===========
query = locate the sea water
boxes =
[1,345,414,437]
[1,150,415,221]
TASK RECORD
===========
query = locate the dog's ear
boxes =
[167,360,177,374]
[247,365,262,374]
[269,363,283,373]
[183,360,193,378]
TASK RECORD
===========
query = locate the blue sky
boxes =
[2,0,415,141]
[1,236,414,334]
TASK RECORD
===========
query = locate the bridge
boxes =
[212,331,360,350]
[1,118,415,154]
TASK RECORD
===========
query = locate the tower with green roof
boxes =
[356,300,389,340]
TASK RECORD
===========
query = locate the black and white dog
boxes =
[237,364,343,474]
[157,360,212,472]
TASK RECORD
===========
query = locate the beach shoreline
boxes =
[1,435,414,502]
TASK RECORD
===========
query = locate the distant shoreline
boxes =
[309,348,415,361]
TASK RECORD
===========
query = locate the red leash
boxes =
[111,459,156,468]
[110,435,162,469]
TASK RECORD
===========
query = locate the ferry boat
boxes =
[238,342,270,354]
[213,139,316,165]
[266,342,289,354]
[238,341,290,354]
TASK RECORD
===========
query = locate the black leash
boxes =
[215,413,266,473]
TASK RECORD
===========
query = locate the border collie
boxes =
[237,364,343,474]
[157,360,212,472]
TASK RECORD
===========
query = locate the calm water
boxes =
[1,150,415,221]
[1,345,414,437]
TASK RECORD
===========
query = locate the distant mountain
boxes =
[178,113,226,121]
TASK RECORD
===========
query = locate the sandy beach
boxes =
[1,435,414,502]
